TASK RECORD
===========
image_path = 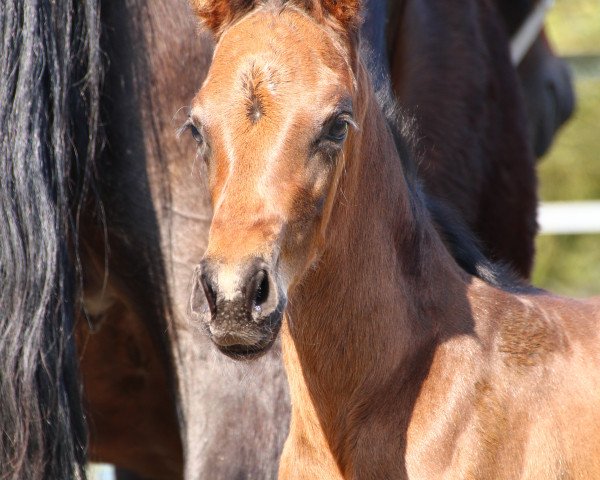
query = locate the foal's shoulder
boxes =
[468,286,598,370]
[509,291,600,355]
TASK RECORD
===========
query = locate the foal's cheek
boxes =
[205,157,228,206]
[281,195,328,276]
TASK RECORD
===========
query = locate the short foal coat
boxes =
[189,3,600,479]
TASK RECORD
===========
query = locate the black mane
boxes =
[376,86,529,293]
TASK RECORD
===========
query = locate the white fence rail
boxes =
[88,464,115,480]
[538,201,600,235]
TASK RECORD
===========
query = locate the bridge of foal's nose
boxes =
[193,258,281,345]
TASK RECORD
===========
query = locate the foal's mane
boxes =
[375,85,530,293]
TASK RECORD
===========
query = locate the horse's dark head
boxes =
[187,0,360,359]
[518,31,575,157]
[496,0,575,156]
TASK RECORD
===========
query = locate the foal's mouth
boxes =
[207,296,286,360]
[216,336,277,360]
[214,320,282,359]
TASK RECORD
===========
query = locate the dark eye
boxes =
[327,117,349,143]
[189,123,204,144]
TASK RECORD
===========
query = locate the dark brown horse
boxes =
[76,2,289,478]
[189,1,600,478]
[366,0,575,161]
[361,0,575,163]
[386,0,538,277]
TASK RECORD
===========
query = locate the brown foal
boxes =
[187,0,600,478]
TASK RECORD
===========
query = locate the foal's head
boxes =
[187,0,363,358]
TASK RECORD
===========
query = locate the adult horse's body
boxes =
[189,2,600,478]
[75,2,289,478]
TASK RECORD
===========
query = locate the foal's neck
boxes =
[282,66,471,472]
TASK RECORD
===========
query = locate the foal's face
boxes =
[188,8,355,358]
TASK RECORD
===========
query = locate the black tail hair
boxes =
[0,1,101,478]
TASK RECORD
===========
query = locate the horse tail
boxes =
[0,1,102,478]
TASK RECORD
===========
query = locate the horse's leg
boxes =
[77,311,183,479]
[77,232,183,480]
[166,236,290,479]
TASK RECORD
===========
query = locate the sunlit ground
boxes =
[533,0,600,296]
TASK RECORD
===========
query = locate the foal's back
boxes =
[430,286,600,479]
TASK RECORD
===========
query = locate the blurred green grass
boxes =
[532,0,600,296]
[534,234,600,296]
[537,79,600,202]
[547,0,600,55]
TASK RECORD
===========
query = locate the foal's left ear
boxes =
[190,0,257,36]
[319,0,362,32]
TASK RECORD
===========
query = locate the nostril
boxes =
[248,269,270,313]
[200,273,218,316]
[255,271,269,307]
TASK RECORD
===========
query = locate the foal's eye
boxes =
[327,117,349,143]
[189,124,204,144]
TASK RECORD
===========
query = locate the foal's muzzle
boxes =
[190,257,285,359]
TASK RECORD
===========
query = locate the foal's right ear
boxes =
[190,0,256,36]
